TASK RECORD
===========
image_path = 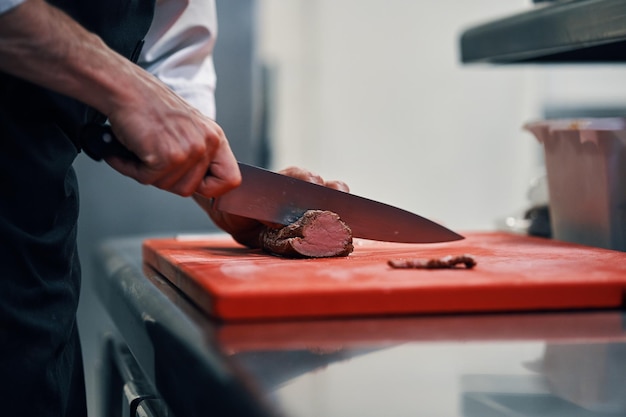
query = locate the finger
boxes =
[279,166,325,185]
[325,179,350,192]
[105,155,145,183]
[193,194,264,242]
[106,144,204,196]
[152,156,207,196]
[195,142,241,198]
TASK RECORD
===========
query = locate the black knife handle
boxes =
[79,123,139,162]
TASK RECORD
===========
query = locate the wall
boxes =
[253,3,626,414]
[257,0,544,231]
[539,66,626,118]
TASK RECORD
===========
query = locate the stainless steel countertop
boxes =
[95,235,626,417]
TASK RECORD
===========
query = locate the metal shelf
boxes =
[460,0,626,63]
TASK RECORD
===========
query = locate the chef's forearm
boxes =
[0,0,145,117]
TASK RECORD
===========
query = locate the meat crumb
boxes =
[388,254,476,269]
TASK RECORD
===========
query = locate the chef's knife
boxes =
[80,123,463,243]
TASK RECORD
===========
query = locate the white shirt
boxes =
[0,0,25,14]
[139,0,218,119]
[0,0,218,118]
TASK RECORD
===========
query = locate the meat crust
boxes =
[259,210,354,258]
[388,254,476,269]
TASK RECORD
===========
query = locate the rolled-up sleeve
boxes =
[0,0,26,15]
[139,0,218,119]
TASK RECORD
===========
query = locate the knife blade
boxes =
[80,123,463,243]
[214,163,463,243]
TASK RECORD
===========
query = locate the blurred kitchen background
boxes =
[74,1,626,415]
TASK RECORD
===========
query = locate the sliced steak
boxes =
[259,210,354,258]
[388,254,476,269]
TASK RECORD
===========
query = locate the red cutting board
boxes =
[142,232,626,321]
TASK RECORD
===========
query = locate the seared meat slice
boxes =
[388,254,476,269]
[260,210,353,258]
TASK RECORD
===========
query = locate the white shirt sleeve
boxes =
[0,0,26,15]
[138,0,218,119]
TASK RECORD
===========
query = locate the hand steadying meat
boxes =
[194,166,349,249]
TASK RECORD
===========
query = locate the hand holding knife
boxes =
[80,123,463,244]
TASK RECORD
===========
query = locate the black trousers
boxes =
[0,96,87,416]
[0,318,86,417]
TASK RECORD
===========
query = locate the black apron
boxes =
[0,1,154,415]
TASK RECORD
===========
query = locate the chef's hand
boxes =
[104,75,241,198]
[193,166,349,247]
